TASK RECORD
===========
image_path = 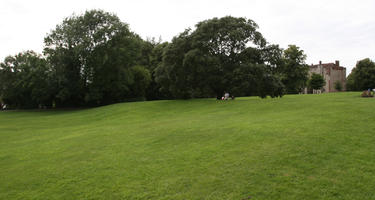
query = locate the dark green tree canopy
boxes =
[192,17,266,56]
[0,12,299,109]
[346,58,375,91]
[145,41,170,100]
[279,45,309,94]
[44,10,128,53]
[44,10,148,106]
[308,73,326,90]
[0,51,53,108]
[155,16,283,99]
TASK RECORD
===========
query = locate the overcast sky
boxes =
[1,0,374,75]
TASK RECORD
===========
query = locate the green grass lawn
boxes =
[0,92,374,200]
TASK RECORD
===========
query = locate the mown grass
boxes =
[0,92,374,199]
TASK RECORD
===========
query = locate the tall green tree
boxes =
[232,63,284,98]
[346,72,356,91]
[0,51,53,108]
[129,65,151,100]
[44,10,145,106]
[85,30,146,105]
[155,29,194,99]
[146,42,170,100]
[155,16,283,99]
[346,58,375,91]
[307,73,325,90]
[279,45,309,93]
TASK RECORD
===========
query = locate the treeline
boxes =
[0,10,310,109]
[346,58,375,91]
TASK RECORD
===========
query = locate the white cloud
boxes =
[0,0,374,74]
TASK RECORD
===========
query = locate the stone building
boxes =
[307,60,346,93]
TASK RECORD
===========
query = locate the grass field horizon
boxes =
[1,92,375,199]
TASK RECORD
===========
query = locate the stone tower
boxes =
[309,60,346,92]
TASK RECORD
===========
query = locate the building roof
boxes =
[311,63,345,71]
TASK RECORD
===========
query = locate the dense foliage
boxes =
[278,45,309,94]
[44,10,150,107]
[155,16,284,99]
[307,73,326,90]
[0,51,53,108]
[0,10,312,108]
[346,58,375,91]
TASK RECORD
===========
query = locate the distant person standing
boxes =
[224,92,230,100]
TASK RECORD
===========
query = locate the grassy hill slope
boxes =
[0,92,374,199]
